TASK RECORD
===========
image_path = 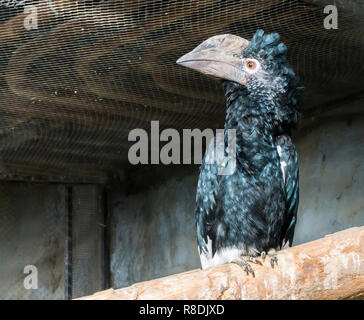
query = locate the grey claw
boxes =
[255,260,263,266]
[244,263,255,277]
[247,256,263,265]
[232,259,256,277]
[247,264,255,277]
[270,256,278,269]
[261,251,266,261]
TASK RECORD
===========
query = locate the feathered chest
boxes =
[229,115,282,172]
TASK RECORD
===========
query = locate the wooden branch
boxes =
[78,226,364,300]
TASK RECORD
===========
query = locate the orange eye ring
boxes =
[246,61,256,69]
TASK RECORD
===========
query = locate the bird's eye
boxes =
[244,59,260,73]
[247,61,255,69]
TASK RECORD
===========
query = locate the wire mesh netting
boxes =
[0,0,363,183]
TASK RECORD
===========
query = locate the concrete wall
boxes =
[294,115,364,244]
[71,185,106,298]
[0,184,106,299]
[0,183,67,299]
[110,173,200,289]
[110,111,364,289]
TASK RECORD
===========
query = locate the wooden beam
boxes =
[77,226,364,300]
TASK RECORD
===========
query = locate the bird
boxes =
[176,30,302,276]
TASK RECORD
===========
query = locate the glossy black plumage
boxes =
[194,30,302,268]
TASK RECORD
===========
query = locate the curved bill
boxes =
[176,34,250,85]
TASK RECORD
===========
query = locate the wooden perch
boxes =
[78,226,364,300]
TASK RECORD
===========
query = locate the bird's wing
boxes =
[276,135,299,247]
[195,133,225,258]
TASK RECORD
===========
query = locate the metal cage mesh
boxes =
[0,0,363,183]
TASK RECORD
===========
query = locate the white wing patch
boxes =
[199,236,259,269]
[277,145,287,183]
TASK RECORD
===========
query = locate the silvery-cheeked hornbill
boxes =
[177,30,302,276]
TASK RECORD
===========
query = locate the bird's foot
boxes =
[232,256,263,277]
[260,249,278,268]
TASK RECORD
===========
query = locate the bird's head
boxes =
[177,30,302,125]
